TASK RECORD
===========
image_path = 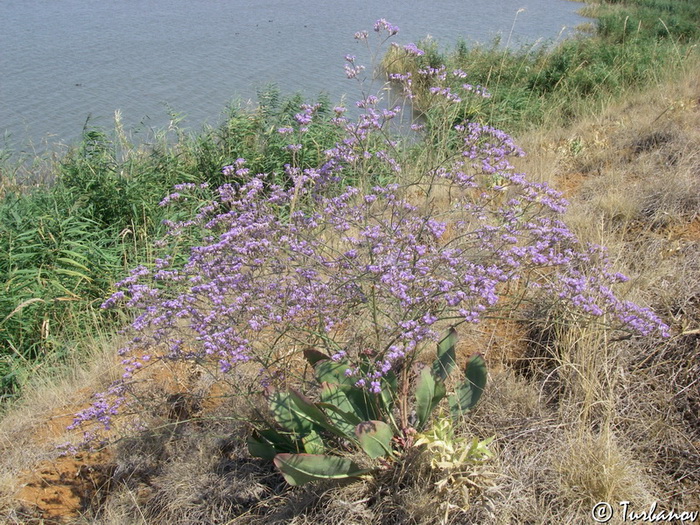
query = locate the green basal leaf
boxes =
[344,386,380,422]
[247,427,300,459]
[315,360,355,387]
[464,353,487,403]
[319,382,362,439]
[378,370,398,416]
[302,430,325,454]
[273,453,371,486]
[355,420,394,459]
[415,367,447,431]
[286,389,353,440]
[432,327,457,381]
[449,353,487,419]
[247,434,278,461]
[269,390,318,435]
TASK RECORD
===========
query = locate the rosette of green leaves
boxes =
[248,352,396,485]
[248,328,487,485]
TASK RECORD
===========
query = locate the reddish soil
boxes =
[8,357,215,523]
[14,452,114,524]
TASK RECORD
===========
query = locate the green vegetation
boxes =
[382,0,698,131]
[0,87,340,400]
[250,331,487,486]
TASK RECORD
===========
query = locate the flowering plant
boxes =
[70,21,668,483]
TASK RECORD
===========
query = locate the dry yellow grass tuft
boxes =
[556,430,654,511]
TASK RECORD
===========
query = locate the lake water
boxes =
[0,0,586,153]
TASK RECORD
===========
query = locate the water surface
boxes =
[0,0,586,152]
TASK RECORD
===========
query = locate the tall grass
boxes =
[0,192,120,394]
[0,87,341,400]
[381,0,698,132]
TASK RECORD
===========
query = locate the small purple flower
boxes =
[403,43,424,56]
[331,350,347,361]
[374,18,399,35]
[345,63,366,79]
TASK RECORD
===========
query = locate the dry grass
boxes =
[511,58,700,515]
[0,332,123,524]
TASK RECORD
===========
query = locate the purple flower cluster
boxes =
[70,20,668,437]
[374,18,399,36]
[402,43,425,56]
[100,117,667,394]
[387,60,493,105]
[68,382,127,434]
